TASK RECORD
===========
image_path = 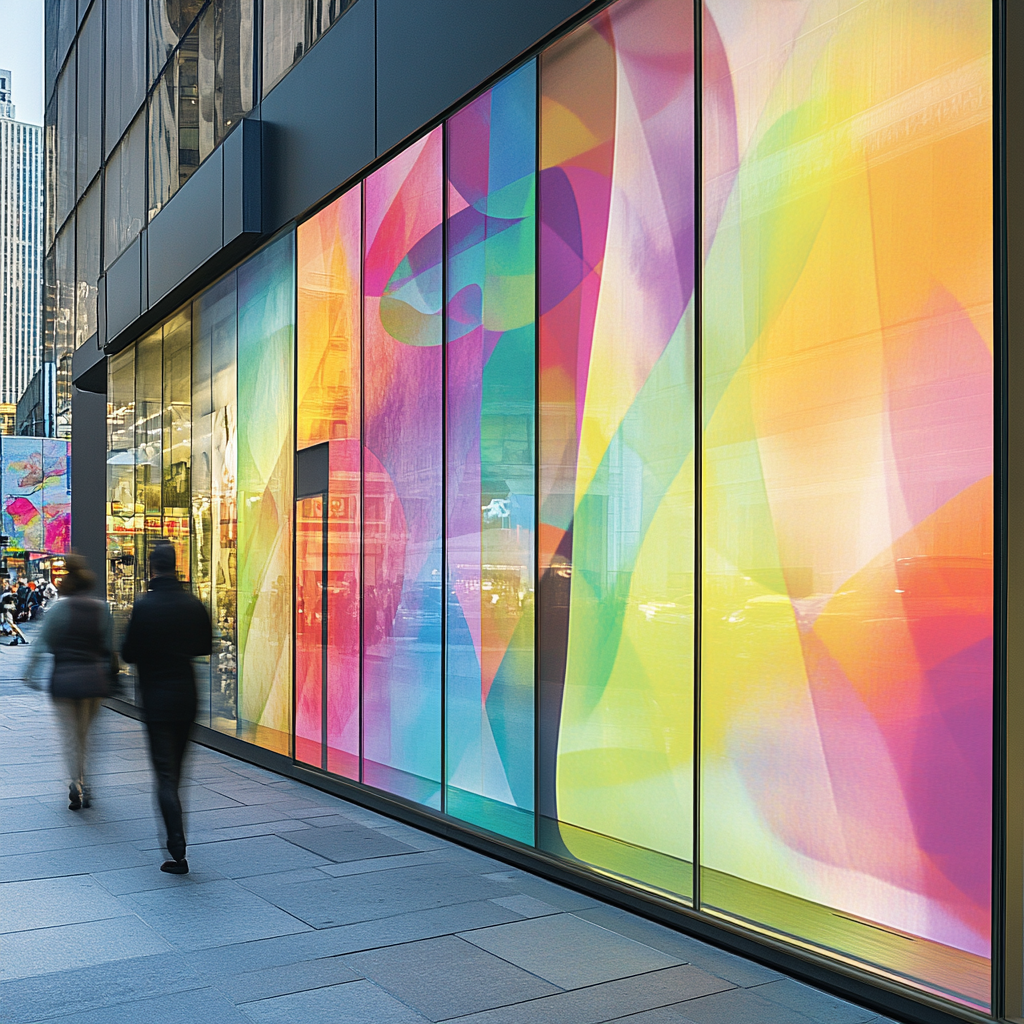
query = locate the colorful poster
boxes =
[296,185,363,779]
[237,233,295,753]
[41,439,71,555]
[362,127,444,806]
[700,0,993,1007]
[537,0,697,895]
[2,437,46,552]
[445,62,537,843]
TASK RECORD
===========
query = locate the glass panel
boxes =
[445,64,536,844]
[148,67,176,220]
[55,55,75,228]
[237,235,294,754]
[135,328,164,582]
[149,0,205,84]
[296,184,362,780]
[197,275,240,736]
[75,3,103,196]
[42,440,71,556]
[198,4,216,162]
[363,127,443,807]
[162,312,192,581]
[700,0,993,1009]
[295,495,324,768]
[107,351,138,699]
[215,0,254,142]
[105,112,146,267]
[105,0,145,155]
[57,0,76,69]
[45,97,56,252]
[54,220,75,439]
[176,28,201,189]
[310,0,355,45]
[261,0,305,97]
[75,178,101,347]
[538,0,696,896]
[192,291,214,730]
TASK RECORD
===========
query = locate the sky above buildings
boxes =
[0,0,43,126]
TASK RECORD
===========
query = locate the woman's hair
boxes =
[59,554,96,597]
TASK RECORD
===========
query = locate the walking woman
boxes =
[25,555,113,810]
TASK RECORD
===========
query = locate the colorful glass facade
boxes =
[104,0,995,1012]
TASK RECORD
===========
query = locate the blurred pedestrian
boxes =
[2,581,29,645]
[24,555,113,810]
[121,542,212,874]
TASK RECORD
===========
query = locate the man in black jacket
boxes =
[122,542,212,874]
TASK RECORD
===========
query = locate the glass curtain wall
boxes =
[699,0,993,1010]
[104,0,995,1011]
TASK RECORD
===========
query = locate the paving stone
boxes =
[460,913,681,989]
[753,979,879,1024]
[186,833,332,877]
[256,860,512,928]
[345,934,561,1020]
[426,965,731,1024]
[122,878,312,950]
[0,840,150,882]
[573,906,783,987]
[0,952,203,1024]
[93,863,228,895]
[675,986,820,1024]
[490,894,560,918]
[280,822,417,862]
[216,955,362,1003]
[31,984,253,1024]
[0,874,132,932]
[240,979,429,1023]
[184,899,525,976]
[0,914,173,981]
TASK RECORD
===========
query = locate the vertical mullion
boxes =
[322,491,328,771]
[440,122,449,816]
[359,181,366,785]
[533,55,542,852]
[692,0,703,914]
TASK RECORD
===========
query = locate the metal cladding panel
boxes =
[260,0,375,235]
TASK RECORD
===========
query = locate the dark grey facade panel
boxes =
[147,148,225,306]
[71,335,106,394]
[259,0,376,234]
[296,442,330,499]
[374,0,591,155]
[223,118,263,243]
[70,385,108,580]
[104,236,144,341]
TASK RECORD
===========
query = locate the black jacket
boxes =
[121,576,213,722]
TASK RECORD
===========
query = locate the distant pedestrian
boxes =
[2,581,29,645]
[24,555,113,811]
[121,542,212,874]
[42,578,58,607]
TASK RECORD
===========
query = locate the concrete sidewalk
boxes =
[0,651,896,1024]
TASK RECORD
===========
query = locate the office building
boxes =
[0,70,43,410]
[50,2,1022,1020]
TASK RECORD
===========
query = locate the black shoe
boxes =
[68,785,82,811]
[160,858,189,874]
[80,789,91,809]
[8,640,18,647]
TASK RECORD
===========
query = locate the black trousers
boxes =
[145,719,192,861]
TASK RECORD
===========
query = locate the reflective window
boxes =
[149,0,205,83]
[262,0,355,98]
[163,312,193,583]
[54,219,75,389]
[55,55,76,229]
[135,329,164,573]
[107,348,138,695]
[149,3,254,221]
[75,179,101,347]
[44,98,56,252]
[104,112,146,267]
[75,3,103,197]
[105,0,146,155]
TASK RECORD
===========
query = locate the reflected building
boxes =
[0,71,43,410]
[49,1,1019,1020]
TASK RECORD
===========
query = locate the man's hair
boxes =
[149,542,176,576]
